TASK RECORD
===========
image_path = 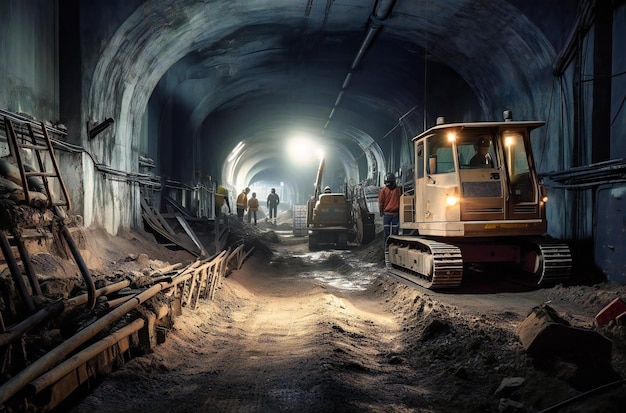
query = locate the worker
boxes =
[378,172,401,239]
[214,184,231,217]
[266,187,280,224]
[323,186,331,193]
[236,187,250,221]
[247,192,259,225]
[469,136,493,167]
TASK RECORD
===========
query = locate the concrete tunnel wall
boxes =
[0,1,59,121]
[593,6,626,285]
[1,1,626,282]
[0,1,593,235]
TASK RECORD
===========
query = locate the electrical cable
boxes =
[536,379,626,413]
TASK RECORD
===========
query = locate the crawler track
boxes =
[386,236,463,289]
[386,236,572,290]
[532,240,572,286]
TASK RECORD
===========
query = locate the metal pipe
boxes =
[553,0,595,75]
[149,262,183,276]
[0,274,191,405]
[0,109,67,136]
[54,206,96,311]
[27,318,145,396]
[0,301,64,348]
[543,179,626,190]
[0,231,35,313]
[543,160,623,173]
[350,0,396,71]
[325,0,396,128]
[13,234,42,296]
[103,295,135,309]
[64,279,131,309]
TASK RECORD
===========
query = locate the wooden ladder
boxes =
[3,116,71,210]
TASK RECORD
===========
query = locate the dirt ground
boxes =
[10,213,618,413]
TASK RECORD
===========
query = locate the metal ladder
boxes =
[1,116,95,313]
[3,116,71,210]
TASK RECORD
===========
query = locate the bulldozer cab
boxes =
[403,121,547,237]
[388,118,572,289]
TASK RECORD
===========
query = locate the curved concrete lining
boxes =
[83,0,560,234]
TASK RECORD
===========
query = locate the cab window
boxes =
[457,134,495,169]
[426,134,455,174]
[503,132,535,202]
[416,142,424,179]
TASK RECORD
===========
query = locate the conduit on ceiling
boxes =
[324,0,397,130]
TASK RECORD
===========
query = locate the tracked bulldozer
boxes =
[386,112,572,289]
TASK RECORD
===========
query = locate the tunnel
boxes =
[1,0,626,411]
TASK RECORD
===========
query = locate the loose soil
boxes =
[56,217,626,413]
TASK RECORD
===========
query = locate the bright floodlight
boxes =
[287,135,323,162]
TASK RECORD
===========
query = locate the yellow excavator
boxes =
[386,112,572,289]
[307,157,375,250]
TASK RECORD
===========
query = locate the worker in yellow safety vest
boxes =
[214,185,231,217]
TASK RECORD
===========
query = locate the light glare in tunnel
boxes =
[227,141,245,162]
[288,134,324,163]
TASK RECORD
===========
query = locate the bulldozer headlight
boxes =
[446,195,459,206]
[541,195,548,203]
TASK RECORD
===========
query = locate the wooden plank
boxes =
[161,212,206,222]
[141,197,177,235]
[140,199,200,257]
[163,195,194,218]
[175,213,208,257]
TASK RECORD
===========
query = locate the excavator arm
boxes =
[313,157,326,201]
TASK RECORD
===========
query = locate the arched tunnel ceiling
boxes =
[93,0,577,199]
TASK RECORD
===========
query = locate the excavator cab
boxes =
[388,118,571,289]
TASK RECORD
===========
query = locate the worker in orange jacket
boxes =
[378,173,401,239]
[247,192,259,225]
[236,187,250,221]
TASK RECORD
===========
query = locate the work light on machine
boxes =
[446,187,460,206]
[446,195,459,206]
